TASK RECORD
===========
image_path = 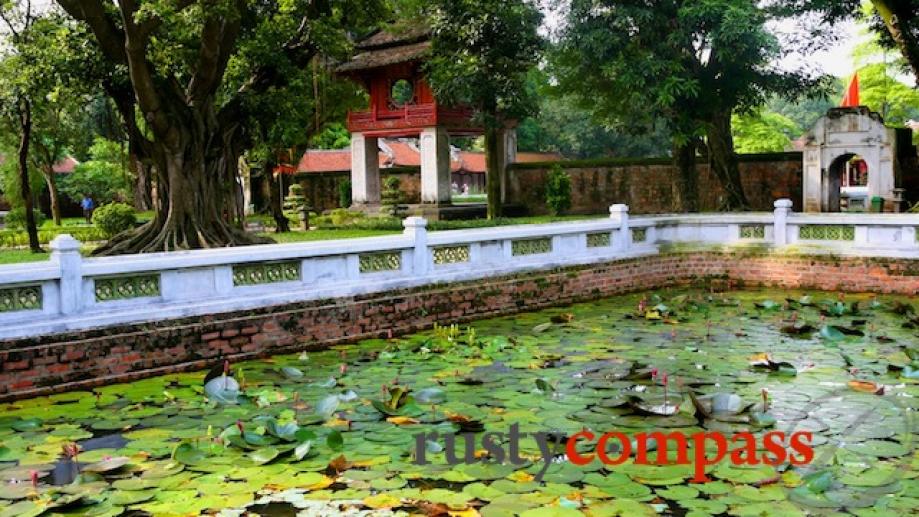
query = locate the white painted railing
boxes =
[1,199,918,339]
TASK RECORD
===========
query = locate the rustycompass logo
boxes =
[412,423,815,482]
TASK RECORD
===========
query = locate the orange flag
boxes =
[841,73,860,107]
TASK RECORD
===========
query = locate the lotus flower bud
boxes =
[30,470,37,488]
[236,420,244,434]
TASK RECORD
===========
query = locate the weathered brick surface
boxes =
[506,156,802,214]
[296,156,802,214]
[1,250,917,401]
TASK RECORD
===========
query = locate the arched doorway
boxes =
[824,154,869,212]
[820,153,869,212]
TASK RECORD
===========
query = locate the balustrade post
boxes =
[610,204,630,251]
[50,235,83,315]
[773,198,793,247]
[403,216,429,275]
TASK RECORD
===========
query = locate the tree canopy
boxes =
[52,0,385,253]
[556,0,824,210]
[424,0,543,218]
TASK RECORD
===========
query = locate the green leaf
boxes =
[172,442,208,465]
[326,430,344,451]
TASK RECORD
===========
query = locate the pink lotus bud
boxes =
[339,363,347,375]
[387,329,393,339]
[30,470,38,488]
[236,420,244,434]
[223,360,230,376]
[650,368,658,379]
[661,373,668,386]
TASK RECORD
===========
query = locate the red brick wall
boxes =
[297,154,803,214]
[506,153,803,214]
[1,250,916,401]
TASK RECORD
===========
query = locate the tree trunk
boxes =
[484,124,502,219]
[43,169,62,226]
[871,0,919,84]
[672,139,699,212]
[17,98,42,253]
[131,154,152,211]
[264,157,290,233]
[704,110,749,210]
[93,124,270,255]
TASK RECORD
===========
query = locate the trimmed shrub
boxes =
[545,165,572,215]
[5,207,46,230]
[381,176,405,218]
[92,203,137,237]
[339,180,352,208]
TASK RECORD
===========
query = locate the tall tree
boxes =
[424,0,543,219]
[557,0,822,210]
[55,0,383,254]
[0,1,42,252]
[555,1,704,211]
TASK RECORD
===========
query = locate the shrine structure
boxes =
[336,27,517,216]
[801,107,917,212]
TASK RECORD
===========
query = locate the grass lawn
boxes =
[0,249,51,264]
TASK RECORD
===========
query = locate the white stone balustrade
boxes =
[2,198,919,339]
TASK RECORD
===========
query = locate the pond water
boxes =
[0,287,916,517]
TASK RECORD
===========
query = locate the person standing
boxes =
[81,194,95,224]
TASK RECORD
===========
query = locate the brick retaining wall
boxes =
[506,153,803,215]
[2,250,917,401]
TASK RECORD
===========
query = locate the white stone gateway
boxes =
[801,106,915,213]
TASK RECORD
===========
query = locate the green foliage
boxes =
[311,123,352,150]
[59,138,130,204]
[732,111,802,153]
[0,150,45,208]
[91,203,136,237]
[381,176,404,218]
[425,0,544,126]
[556,0,824,142]
[5,207,46,230]
[516,70,670,158]
[285,184,307,212]
[782,0,919,82]
[766,95,836,132]
[338,180,352,208]
[544,165,572,216]
[854,63,919,126]
[0,226,106,248]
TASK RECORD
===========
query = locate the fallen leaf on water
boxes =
[848,380,885,395]
[386,416,419,425]
[328,454,352,473]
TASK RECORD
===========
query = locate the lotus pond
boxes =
[1,288,918,517]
